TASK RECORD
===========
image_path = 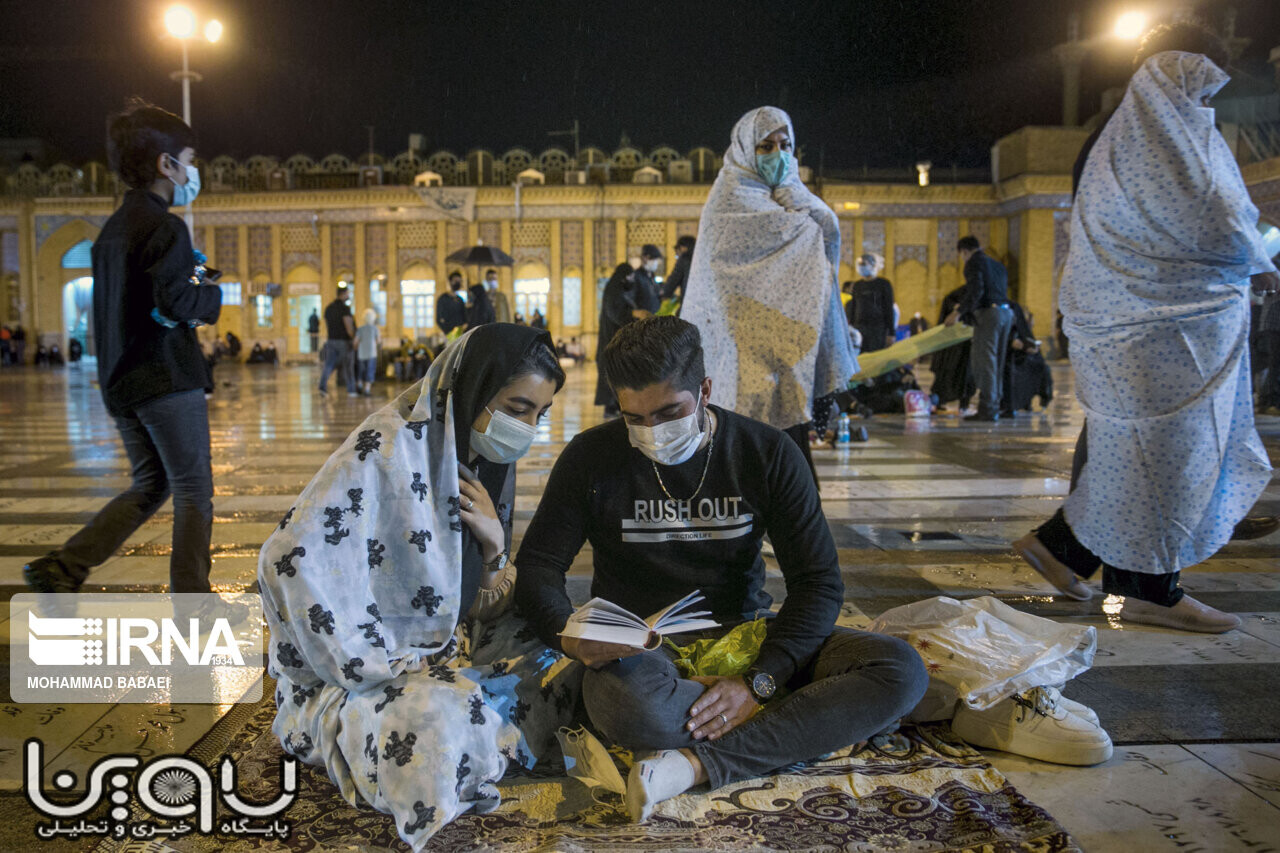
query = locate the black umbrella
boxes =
[445,244,515,267]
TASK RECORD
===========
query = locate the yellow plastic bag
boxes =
[665,618,768,678]
[657,299,681,316]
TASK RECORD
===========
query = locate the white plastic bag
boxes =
[868,595,1096,722]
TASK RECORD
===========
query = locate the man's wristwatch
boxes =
[482,550,508,573]
[744,668,776,703]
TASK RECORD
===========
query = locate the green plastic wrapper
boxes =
[657,298,681,316]
[664,618,768,678]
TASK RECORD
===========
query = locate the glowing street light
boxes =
[1114,12,1149,41]
[164,5,196,39]
[163,5,222,234]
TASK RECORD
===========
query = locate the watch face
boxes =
[752,671,776,698]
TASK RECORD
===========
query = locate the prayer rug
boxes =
[85,677,1080,852]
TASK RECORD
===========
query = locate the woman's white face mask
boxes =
[470,408,537,464]
[627,401,706,466]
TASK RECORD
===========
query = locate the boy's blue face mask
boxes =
[755,150,792,188]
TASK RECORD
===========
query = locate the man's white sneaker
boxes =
[951,687,1112,766]
[1035,684,1099,726]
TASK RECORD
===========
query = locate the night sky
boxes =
[2,0,1278,173]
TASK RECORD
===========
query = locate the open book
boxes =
[559,590,720,650]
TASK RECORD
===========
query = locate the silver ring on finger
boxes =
[718,713,728,727]
[464,498,474,509]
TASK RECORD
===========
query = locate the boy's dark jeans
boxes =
[55,388,214,593]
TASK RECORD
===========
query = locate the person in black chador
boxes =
[24,99,239,617]
[930,284,975,412]
[999,301,1052,417]
[467,280,496,328]
[845,253,895,353]
[594,249,661,417]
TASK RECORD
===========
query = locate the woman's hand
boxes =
[458,464,504,562]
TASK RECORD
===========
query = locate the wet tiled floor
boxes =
[1,358,1278,850]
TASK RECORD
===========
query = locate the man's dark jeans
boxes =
[582,627,928,790]
[55,389,214,593]
[969,304,1014,416]
[319,339,356,393]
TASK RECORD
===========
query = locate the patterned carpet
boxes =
[83,678,1079,852]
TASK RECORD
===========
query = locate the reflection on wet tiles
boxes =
[1184,744,1280,808]
[1053,615,1280,667]
[989,745,1280,852]
[1,359,1278,842]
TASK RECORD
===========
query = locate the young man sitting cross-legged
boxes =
[515,316,927,821]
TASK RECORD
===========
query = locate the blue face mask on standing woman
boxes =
[755,150,792,188]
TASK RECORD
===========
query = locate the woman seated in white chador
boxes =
[258,324,581,849]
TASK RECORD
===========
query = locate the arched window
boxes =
[561,267,582,327]
[514,262,550,323]
[61,240,93,269]
[400,264,436,336]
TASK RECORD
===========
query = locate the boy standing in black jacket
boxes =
[24,100,225,599]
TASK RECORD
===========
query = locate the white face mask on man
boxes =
[627,400,707,466]
[470,408,537,464]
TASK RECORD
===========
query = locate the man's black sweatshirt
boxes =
[515,406,843,686]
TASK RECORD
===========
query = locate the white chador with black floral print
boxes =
[258,327,580,850]
[1061,51,1277,573]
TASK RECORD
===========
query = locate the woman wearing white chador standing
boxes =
[680,106,857,479]
[1015,48,1279,633]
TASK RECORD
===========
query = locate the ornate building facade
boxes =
[3,129,1279,362]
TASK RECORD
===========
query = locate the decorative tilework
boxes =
[365,223,388,273]
[512,246,550,267]
[677,220,699,238]
[34,215,108,251]
[282,251,320,273]
[937,221,959,265]
[840,219,854,264]
[895,245,927,266]
[561,221,583,268]
[968,220,991,249]
[626,221,665,257]
[398,247,437,272]
[281,224,320,253]
[397,221,435,248]
[215,227,239,274]
[446,223,468,252]
[479,222,501,247]
[513,221,550,248]
[594,220,617,268]
[331,223,356,272]
[1,231,18,274]
[248,226,272,276]
[862,220,885,257]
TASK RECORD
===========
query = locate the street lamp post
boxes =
[163,5,222,234]
[1054,10,1147,127]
